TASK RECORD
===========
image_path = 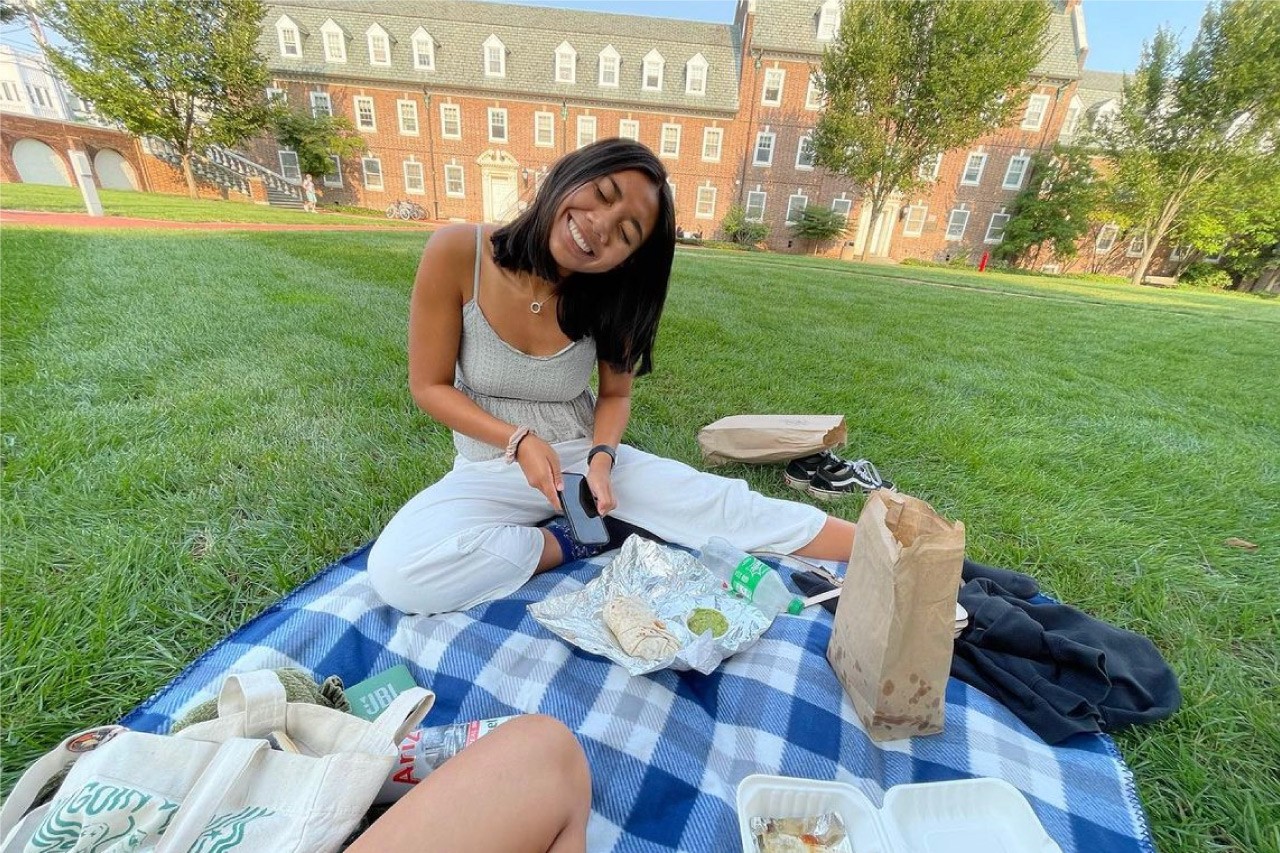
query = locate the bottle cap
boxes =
[786,598,804,615]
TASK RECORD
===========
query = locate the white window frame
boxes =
[817,0,841,41]
[831,197,852,220]
[265,86,286,104]
[1,81,23,102]
[1021,94,1050,131]
[985,211,1011,243]
[618,119,639,141]
[902,204,927,236]
[444,163,465,198]
[323,155,342,187]
[598,45,620,88]
[660,123,681,159]
[555,41,577,84]
[1169,244,1190,262]
[362,156,383,191]
[310,91,332,117]
[795,134,816,170]
[403,159,425,195]
[805,74,823,111]
[1126,233,1146,257]
[366,24,391,67]
[276,15,301,58]
[1062,96,1082,136]
[745,190,767,222]
[1003,155,1030,190]
[277,149,301,182]
[354,96,376,132]
[1095,224,1119,252]
[695,185,717,220]
[686,54,708,96]
[785,192,809,225]
[488,107,508,143]
[753,131,776,166]
[642,50,664,91]
[440,103,461,139]
[701,127,723,162]
[484,35,506,78]
[577,115,597,149]
[919,153,942,181]
[761,68,785,106]
[960,152,987,186]
[945,208,970,241]
[534,112,555,148]
[412,28,435,71]
[321,20,346,63]
[397,99,419,135]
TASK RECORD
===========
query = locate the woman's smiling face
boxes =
[550,169,661,277]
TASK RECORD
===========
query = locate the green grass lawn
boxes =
[3,227,1277,852]
[0,182,424,227]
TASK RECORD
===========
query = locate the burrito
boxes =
[603,596,682,661]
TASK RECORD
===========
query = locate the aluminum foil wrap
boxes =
[529,535,773,676]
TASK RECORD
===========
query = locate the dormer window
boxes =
[367,24,390,66]
[484,35,506,78]
[818,0,841,41]
[686,53,708,97]
[412,28,435,71]
[556,41,577,84]
[642,49,664,91]
[276,15,302,58]
[320,20,346,63]
[599,45,620,87]
[1062,95,1082,136]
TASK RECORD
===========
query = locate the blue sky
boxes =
[1,0,1213,74]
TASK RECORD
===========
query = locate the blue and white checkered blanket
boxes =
[123,545,1156,853]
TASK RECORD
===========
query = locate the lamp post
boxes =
[423,89,440,219]
[560,99,568,154]
[737,51,763,205]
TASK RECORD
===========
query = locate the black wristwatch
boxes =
[588,444,617,468]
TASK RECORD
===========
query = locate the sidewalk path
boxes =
[1,209,438,232]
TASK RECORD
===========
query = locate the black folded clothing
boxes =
[790,571,839,613]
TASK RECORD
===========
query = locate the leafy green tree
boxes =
[42,0,273,198]
[721,204,769,248]
[812,0,1052,261]
[1094,1,1280,285]
[789,206,849,255]
[0,1,21,24]
[994,148,1099,268]
[270,107,366,185]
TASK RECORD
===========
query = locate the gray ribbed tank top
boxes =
[453,226,597,461]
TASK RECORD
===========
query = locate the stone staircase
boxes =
[145,139,303,208]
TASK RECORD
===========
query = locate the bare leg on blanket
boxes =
[794,516,857,561]
[349,715,590,853]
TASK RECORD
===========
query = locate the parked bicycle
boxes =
[386,199,427,221]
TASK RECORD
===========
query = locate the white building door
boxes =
[93,149,138,191]
[484,171,518,223]
[13,138,71,186]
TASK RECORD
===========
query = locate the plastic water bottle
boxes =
[699,537,804,616]
[376,715,520,803]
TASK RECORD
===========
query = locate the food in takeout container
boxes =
[736,774,1062,853]
[528,536,773,676]
[751,812,851,852]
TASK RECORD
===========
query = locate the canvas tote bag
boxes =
[827,490,965,741]
[0,669,434,853]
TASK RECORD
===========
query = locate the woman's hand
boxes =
[516,434,564,512]
[586,454,617,516]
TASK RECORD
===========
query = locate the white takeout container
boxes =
[736,774,1062,853]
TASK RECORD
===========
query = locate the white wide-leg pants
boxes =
[367,438,827,615]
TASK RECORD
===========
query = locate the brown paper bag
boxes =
[827,490,965,741]
[696,414,847,466]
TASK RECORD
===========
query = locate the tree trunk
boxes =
[860,195,884,262]
[180,152,199,200]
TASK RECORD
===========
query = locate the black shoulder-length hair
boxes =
[490,138,676,376]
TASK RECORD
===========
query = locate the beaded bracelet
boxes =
[504,426,531,464]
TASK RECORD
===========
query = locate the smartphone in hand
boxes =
[558,472,610,546]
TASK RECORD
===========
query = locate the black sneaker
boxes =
[808,459,895,500]
[784,451,843,491]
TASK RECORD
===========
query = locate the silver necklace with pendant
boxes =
[530,289,553,314]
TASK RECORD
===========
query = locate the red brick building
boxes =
[254,0,1098,265]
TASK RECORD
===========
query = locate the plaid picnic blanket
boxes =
[123,544,1156,853]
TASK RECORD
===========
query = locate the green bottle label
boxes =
[730,556,769,601]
